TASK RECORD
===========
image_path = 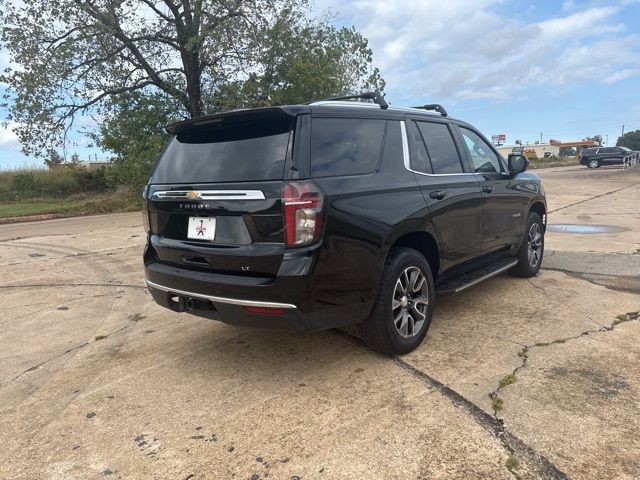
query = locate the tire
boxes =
[509,212,544,278]
[588,159,599,169]
[362,247,435,355]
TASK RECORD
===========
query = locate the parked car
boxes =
[579,146,636,168]
[143,92,547,355]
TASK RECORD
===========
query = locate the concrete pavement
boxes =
[0,164,639,479]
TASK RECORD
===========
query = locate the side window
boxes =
[311,118,386,177]
[416,122,464,174]
[459,127,503,173]
[406,121,431,173]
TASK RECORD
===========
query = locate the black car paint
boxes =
[579,146,635,166]
[144,103,546,330]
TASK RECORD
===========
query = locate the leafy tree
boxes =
[583,135,603,146]
[559,147,577,157]
[616,130,640,151]
[93,92,179,188]
[0,0,384,159]
[44,150,65,169]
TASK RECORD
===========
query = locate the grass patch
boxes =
[534,342,550,347]
[613,314,631,326]
[528,156,578,170]
[505,455,519,471]
[517,346,529,358]
[94,335,107,341]
[499,373,517,388]
[552,338,566,344]
[0,188,141,219]
[491,395,504,412]
[128,313,146,322]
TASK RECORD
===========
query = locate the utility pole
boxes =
[605,134,608,146]
[621,125,625,137]
[540,132,543,144]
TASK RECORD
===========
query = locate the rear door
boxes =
[455,125,523,253]
[146,110,302,277]
[405,117,483,271]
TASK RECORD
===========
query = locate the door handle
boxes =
[430,191,447,200]
[482,186,494,194]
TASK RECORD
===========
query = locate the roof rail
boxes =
[307,90,388,110]
[411,104,448,117]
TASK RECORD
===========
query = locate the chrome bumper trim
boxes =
[145,279,297,309]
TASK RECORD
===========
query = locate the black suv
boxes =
[143,92,547,354]
[579,146,635,168]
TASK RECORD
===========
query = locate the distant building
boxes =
[497,139,599,158]
[83,161,112,170]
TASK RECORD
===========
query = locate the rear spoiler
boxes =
[166,106,307,135]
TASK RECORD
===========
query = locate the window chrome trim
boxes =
[151,190,266,201]
[145,280,297,309]
[400,120,477,177]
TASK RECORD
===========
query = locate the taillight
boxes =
[142,185,150,233]
[283,180,324,247]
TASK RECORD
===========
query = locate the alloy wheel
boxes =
[527,223,543,268]
[392,266,429,338]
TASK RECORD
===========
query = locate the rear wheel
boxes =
[588,159,599,168]
[509,212,544,278]
[362,247,434,355]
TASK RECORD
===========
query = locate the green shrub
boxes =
[11,172,36,193]
[0,166,111,199]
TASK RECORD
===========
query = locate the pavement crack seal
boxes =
[392,356,570,480]
[334,330,569,479]
[487,310,639,471]
[547,184,634,214]
[3,325,131,385]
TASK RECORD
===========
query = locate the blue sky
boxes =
[1,0,639,168]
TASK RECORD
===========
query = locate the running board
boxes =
[435,258,518,294]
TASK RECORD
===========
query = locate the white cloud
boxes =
[0,123,20,148]
[327,0,640,102]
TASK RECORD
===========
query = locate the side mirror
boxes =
[508,154,529,175]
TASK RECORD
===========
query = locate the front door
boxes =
[455,126,524,253]
[404,118,483,272]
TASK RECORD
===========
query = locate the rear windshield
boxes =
[151,119,292,184]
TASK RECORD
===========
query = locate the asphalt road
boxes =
[1,164,639,480]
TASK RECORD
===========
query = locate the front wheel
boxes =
[362,247,434,355]
[509,212,544,278]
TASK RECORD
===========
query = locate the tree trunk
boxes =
[183,47,203,117]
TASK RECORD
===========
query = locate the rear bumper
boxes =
[145,260,372,331]
[146,278,312,331]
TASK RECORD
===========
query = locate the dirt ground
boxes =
[1,165,638,480]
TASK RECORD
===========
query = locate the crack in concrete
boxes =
[2,325,131,385]
[393,357,570,480]
[542,268,640,295]
[0,244,141,267]
[333,330,569,480]
[0,283,145,290]
[547,184,634,214]
[488,310,640,418]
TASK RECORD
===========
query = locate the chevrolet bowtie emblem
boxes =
[186,191,201,200]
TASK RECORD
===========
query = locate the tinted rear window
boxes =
[151,119,292,183]
[416,122,463,174]
[311,118,385,177]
